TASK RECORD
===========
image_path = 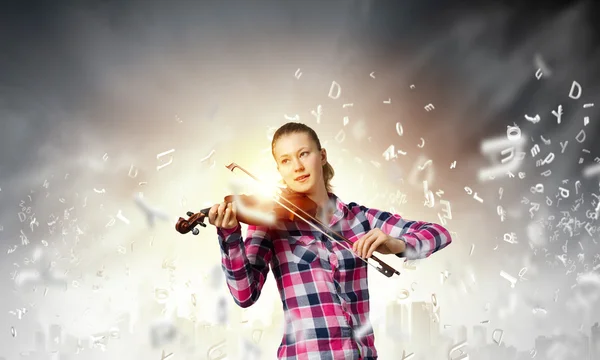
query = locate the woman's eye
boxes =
[281,152,308,164]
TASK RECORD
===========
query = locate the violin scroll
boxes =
[175,209,210,235]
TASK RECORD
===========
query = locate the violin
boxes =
[175,162,401,278]
[175,190,319,233]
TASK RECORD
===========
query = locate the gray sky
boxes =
[1,0,599,358]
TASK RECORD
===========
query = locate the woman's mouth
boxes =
[295,175,310,182]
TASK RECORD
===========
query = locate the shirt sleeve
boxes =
[216,223,274,308]
[356,204,452,260]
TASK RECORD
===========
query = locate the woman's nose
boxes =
[292,159,304,170]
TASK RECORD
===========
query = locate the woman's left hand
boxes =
[352,228,405,259]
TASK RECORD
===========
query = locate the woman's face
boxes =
[273,132,327,194]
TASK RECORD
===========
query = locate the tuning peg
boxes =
[187,211,194,216]
[199,222,207,227]
[192,228,200,235]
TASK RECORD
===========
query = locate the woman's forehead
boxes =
[274,132,314,151]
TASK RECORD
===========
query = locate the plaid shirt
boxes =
[217,192,452,360]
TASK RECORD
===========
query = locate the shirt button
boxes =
[329,253,338,267]
[343,312,353,327]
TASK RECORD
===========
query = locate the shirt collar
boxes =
[326,192,349,228]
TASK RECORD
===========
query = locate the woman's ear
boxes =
[321,148,328,166]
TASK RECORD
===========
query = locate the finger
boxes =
[352,239,361,255]
[230,201,238,227]
[208,204,219,225]
[356,232,373,257]
[366,236,387,259]
[222,203,232,226]
[216,202,226,227]
[219,201,228,226]
[352,235,367,257]
[354,235,368,254]
[231,201,237,217]
[361,231,376,258]
[207,206,213,224]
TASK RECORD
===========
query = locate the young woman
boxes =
[207,122,452,360]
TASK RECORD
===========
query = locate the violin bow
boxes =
[225,162,401,278]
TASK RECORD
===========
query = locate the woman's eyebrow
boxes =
[279,147,309,158]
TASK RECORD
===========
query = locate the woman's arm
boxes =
[217,224,274,308]
[354,203,452,260]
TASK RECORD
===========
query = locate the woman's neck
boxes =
[307,184,330,209]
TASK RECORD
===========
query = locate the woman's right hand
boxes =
[208,201,239,229]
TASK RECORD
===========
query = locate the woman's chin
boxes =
[290,185,311,194]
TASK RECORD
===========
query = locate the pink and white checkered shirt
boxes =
[217,192,452,359]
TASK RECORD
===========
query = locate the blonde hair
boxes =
[271,122,335,193]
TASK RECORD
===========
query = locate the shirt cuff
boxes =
[394,237,407,257]
[217,223,242,243]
